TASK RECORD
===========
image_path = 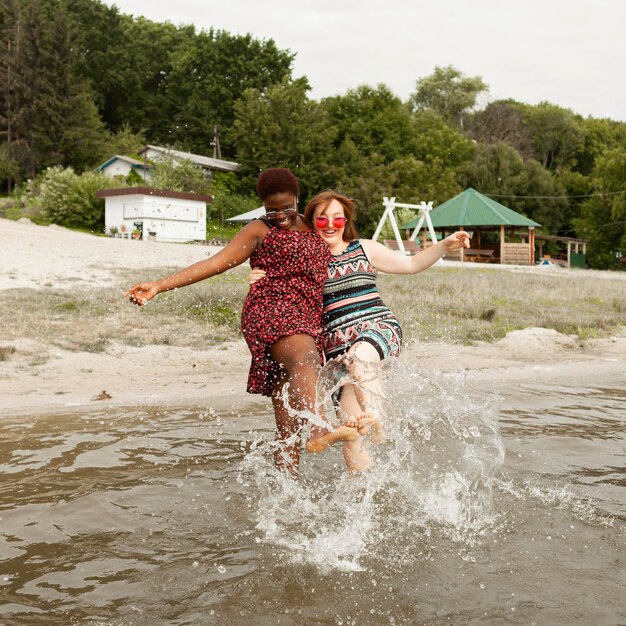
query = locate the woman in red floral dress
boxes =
[125,169,360,475]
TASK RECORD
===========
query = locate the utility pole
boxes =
[211,126,221,160]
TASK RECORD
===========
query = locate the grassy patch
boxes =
[380,268,626,344]
[0,268,249,354]
[0,264,624,355]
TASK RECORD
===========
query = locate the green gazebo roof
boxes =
[401,188,541,229]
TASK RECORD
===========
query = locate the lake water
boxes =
[1,361,624,625]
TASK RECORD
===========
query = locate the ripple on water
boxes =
[0,359,624,625]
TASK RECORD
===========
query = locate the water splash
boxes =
[239,353,505,571]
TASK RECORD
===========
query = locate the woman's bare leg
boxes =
[268,334,359,472]
[338,383,372,472]
[270,393,302,476]
[339,342,386,470]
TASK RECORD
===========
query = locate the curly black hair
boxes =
[256,168,300,200]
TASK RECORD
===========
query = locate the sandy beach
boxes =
[1,217,625,417]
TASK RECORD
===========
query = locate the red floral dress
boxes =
[241,225,331,396]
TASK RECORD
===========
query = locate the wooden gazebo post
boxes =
[529,227,535,265]
[500,225,505,263]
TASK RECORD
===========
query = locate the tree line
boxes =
[1,0,624,268]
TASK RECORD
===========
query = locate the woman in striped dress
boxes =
[302,191,470,470]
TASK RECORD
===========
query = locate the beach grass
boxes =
[382,268,626,344]
[1,266,624,356]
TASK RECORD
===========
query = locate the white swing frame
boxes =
[372,197,438,254]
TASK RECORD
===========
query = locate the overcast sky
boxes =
[104,0,625,121]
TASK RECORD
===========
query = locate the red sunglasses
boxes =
[314,216,347,229]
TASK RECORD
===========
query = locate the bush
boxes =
[37,166,107,230]
[150,155,211,195]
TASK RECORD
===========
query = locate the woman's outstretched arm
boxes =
[360,231,470,275]
[125,220,268,305]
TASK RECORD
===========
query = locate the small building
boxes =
[96,155,151,182]
[139,145,240,175]
[96,187,211,242]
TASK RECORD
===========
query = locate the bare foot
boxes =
[306,425,360,454]
[344,417,358,429]
[357,413,386,443]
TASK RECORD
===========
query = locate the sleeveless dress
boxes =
[241,224,331,396]
[322,240,402,361]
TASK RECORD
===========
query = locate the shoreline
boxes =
[2,331,624,419]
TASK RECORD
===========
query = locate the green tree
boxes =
[465,99,534,159]
[65,0,130,130]
[557,168,593,234]
[37,166,107,230]
[232,77,334,199]
[321,84,415,163]
[209,171,258,224]
[411,109,475,168]
[573,116,626,176]
[574,149,626,269]
[409,65,488,130]
[66,2,197,135]
[458,142,568,233]
[0,0,22,190]
[165,29,294,155]
[0,141,19,188]
[522,102,583,171]
[0,0,107,178]
[117,17,196,140]
[149,155,211,195]
[105,124,147,160]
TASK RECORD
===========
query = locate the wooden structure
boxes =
[535,234,588,268]
[400,188,541,265]
[384,239,420,254]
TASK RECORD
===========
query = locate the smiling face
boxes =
[263,191,298,230]
[312,199,348,251]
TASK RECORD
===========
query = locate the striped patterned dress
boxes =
[322,240,402,361]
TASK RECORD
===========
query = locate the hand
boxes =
[248,268,267,286]
[442,231,471,251]
[124,281,159,306]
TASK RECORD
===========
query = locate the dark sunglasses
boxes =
[265,205,297,220]
[314,216,347,229]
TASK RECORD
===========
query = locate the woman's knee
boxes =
[349,341,381,363]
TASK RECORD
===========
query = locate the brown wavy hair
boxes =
[303,190,359,242]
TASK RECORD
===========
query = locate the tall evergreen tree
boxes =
[0,0,106,180]
[0,0,24,189]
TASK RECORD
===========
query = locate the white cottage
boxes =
[96,155,151,182]
[97,187,210,242]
